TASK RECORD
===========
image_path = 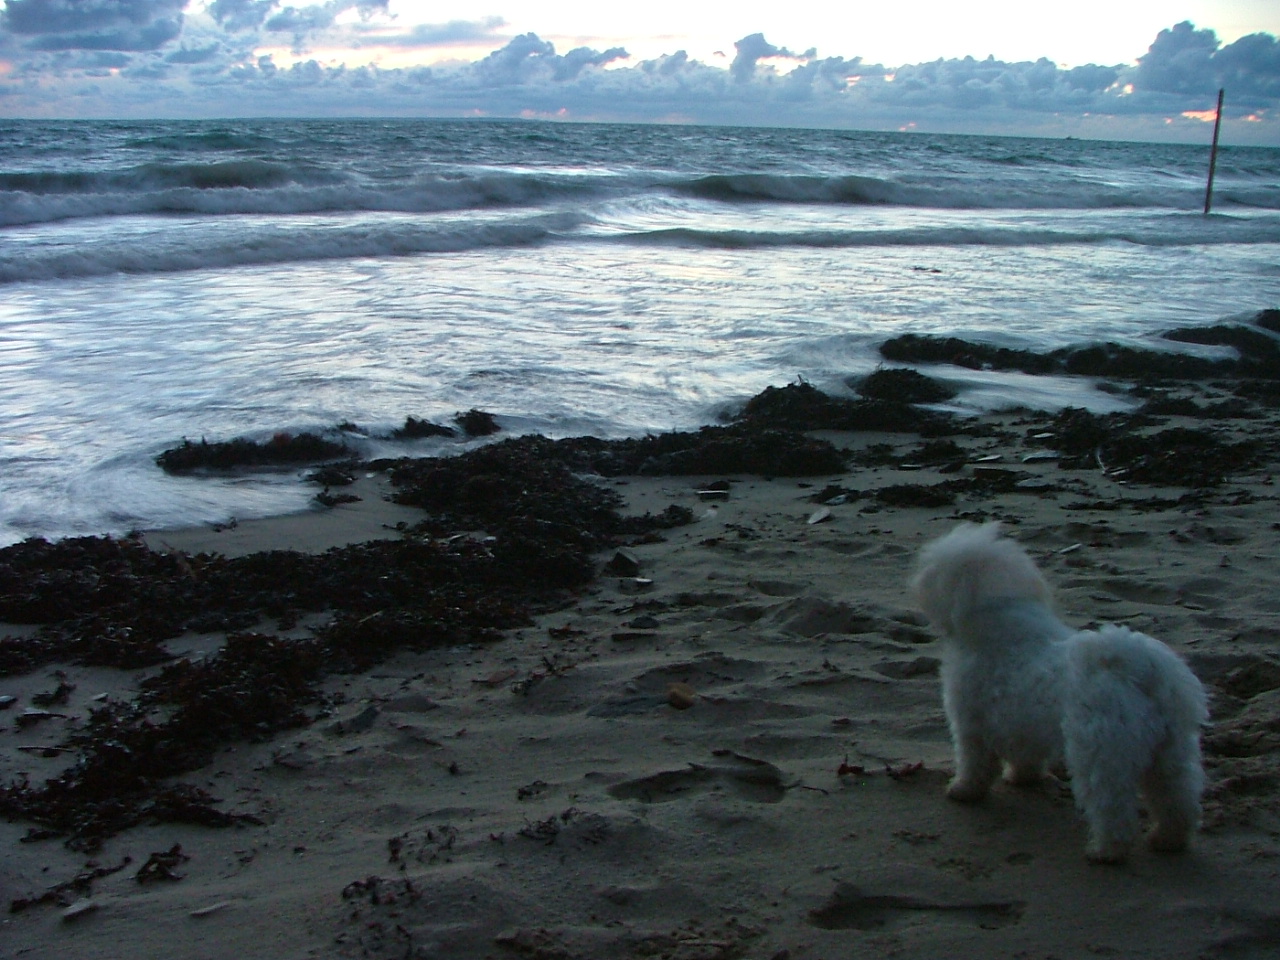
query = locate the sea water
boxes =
[2,119,1278,544]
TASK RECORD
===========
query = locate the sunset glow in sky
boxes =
[1,0,1279,143]
[345,1,1280,70]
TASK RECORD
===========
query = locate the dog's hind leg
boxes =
[1073,764,1141,862]
[1004,761,1046,787]
[1143,739,1204,853]
[1064,727,1146,865]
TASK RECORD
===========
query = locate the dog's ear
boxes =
[910,552,964,637]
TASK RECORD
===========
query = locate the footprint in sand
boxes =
[808,882,1025,932]
[873,656,941,680]
[607,751,787,805]
[773,596,884,637]
[1095,577,1179,605]
[1056,522,1151,548]
[821,539,911,558]
[747,578,809,597]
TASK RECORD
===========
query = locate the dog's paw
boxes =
[946,778,990,803]
[1147,828,1190,854]
[1084,839,1130,864]
[1003,765,1045,788]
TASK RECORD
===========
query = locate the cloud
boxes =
[166,42,222,64]
[264,0,387,37]
[730,32,805,83]
[875,54,1112,112]
[472,32,556,85]
[640,49,691,78]
[552,44,628,81]
[1215,32,1280,99]
[372,16,507,48]
[1063,63,1119,91]
[65,49,133,70]
[1135,21,1224,95]
[1134,20,1280,106]
[0,15,1277,143]
[2,0,186,51]
[208,0,275,32]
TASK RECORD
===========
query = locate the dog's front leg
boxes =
[947,733,1000,802]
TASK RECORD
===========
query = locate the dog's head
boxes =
[911,522,1053,639]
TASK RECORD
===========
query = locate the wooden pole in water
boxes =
[1203,88,1224,215]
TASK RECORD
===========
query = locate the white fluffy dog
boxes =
[911,522,1208,863]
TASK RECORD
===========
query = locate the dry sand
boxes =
[4,409,1280,959]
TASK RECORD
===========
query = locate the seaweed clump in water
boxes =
[156,432,352,474]
[392,416,455,439]
[735,380,957,436]
[880,309,1280,384]
[454,408,501,437]
[855,368,958,405]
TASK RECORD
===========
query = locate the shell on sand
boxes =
[667,683,697,709]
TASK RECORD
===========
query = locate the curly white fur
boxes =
[911,522,1208,863]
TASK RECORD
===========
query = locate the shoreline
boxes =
[7,309,1280,549]
[3,363,1280,957]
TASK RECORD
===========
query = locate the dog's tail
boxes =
[911,522,1053,637]
[1066,624,1208,739]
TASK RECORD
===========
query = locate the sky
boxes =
[2,1,1279,144]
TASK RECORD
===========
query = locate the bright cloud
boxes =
[0,1,1277,144]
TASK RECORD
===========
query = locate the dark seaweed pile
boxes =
[158,409,508,474]
[4,634,316,848]
[1045,408,1263,487]
[378,412,852,480]
[157,432,353,474]
[392,416,456,440]
[0,440,697,849]
[885,309,1280,381]
[736,379,957,436]
[492,380,957,478]
[880,309,1280,383]
[0,534,572,676]
[855,367,958,404]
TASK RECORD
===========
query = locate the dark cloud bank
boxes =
[2,1,1278,143]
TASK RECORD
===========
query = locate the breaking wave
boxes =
[0,212,583,283]
[6,154,1278,231]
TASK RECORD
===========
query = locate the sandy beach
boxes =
[4,375,1280,959]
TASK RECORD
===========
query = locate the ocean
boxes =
[2,118,1279,546]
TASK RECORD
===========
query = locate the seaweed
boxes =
[9,857,133,913]
[629,426,848,475]
[445,426,850,479]
[455,408,500,437]
[4,367,1273,851]
[392,416,456,440]
[1042,408,1260,486]
[735,380,957,435]
[156,432,351,474]
[879,334,1058,375]
[879,308,1280,385]
[1162,323,1280,378]
[1102,428,1259,487]
[0,442,697,849]
[875,484,957,508]
[855,367,958,404]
